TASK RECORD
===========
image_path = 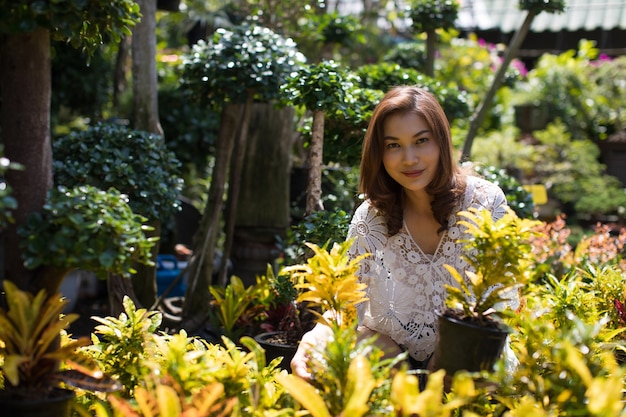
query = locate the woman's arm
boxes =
[291,323,404,379]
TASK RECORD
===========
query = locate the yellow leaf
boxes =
[344,355,376,417]
[391,370,421,417]
[275,373,332,417]
[156,384,182,416]
[2,354,28,386]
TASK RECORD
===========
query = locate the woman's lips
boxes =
[403,169,424,177]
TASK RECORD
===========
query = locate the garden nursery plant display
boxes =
[0,229,624,416]
[4,0,626,414]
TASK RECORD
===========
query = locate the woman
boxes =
[291,85,510,379]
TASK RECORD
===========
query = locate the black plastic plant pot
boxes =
[431,309,510,375]
[254,331,298,372]
[0,388,75,417]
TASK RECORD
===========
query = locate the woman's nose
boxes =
[402,146,419,164]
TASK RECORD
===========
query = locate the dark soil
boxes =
[439,308,505,330]
[259,331,298,347]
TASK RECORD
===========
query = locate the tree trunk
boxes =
[461,10,537,161]
[425,28,436,77]
[0,29,53,292]
[113,36,132,110]
[182,103,242,324]
[231,102,295,286]
[218,92,254,286]
[132,220,160,309]
[132,0,163,137]
[129,0,162,311]
[306,110,325,215]
[108,273,141,317]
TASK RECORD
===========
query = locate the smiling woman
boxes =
[381,112,440,194]
[290,86,511,384]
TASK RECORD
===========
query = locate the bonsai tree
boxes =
[408,0,460,77]
[52,122,183,310]
[281,60,359,215]
[354,62,471,124]
[17,185,156,298]
[179,19,305,320]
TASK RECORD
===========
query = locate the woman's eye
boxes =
[416,137,428,144]
[385,142,399,149]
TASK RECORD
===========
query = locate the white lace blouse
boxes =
[347,175,509,362]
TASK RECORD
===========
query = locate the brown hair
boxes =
[359,85,466,235]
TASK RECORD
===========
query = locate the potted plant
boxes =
[205,264,312,370]
[430,206,541,375]
[17,184,156,298]
[207,274,259,342]
[0,280,120,417]
[252,210,353,369]
[252,266,310,370]
[262,240,370,373]
[275,239,409,417]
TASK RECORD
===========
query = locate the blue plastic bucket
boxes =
[156,254,188,297]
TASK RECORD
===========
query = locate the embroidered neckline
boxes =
[401,222,446,259]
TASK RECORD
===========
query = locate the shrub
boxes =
[355,62,471,123]
[180,20,306,107]
[383,40,427,72]
[281,208,352,265]
[52,122,183,222]
[18,185,156,278]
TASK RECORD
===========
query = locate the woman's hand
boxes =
[292,324,405,379]
[290,323,333,379]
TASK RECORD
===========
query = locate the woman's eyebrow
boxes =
[383,129,430,140]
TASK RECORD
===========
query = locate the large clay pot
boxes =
[430,310,509,375]
[254,331,298,371]
[0,388,75,417]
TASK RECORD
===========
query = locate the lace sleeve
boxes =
[346,201,389,324]
[465,176,509,220]
[346,201,388,271]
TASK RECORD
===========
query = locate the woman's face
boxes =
[381,111,440,194]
